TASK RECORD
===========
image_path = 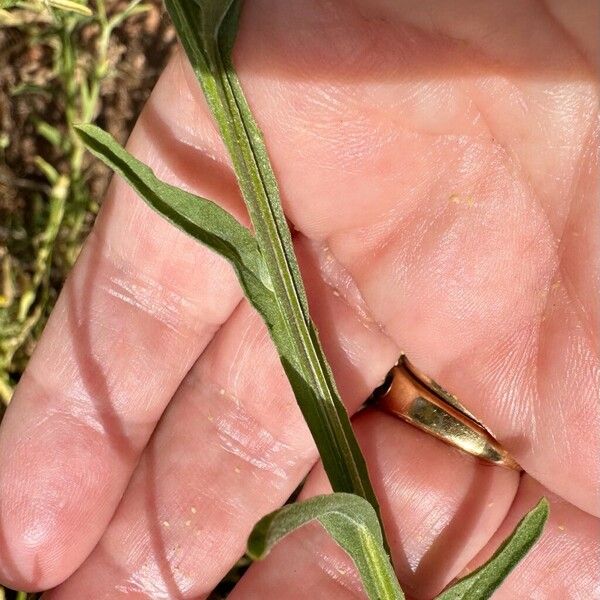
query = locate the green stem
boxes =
[65,0,114,258]
[166,0,385,539]
[214,36,376,507]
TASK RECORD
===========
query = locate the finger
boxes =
[168,0,600,515]
[462,475,600,599]
[0,56,246,591]
[42,237,401,599]
[229,410,519,600]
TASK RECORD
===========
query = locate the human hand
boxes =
[0,1,598,598]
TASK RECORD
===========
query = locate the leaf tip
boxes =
[246,513,272,561]
[534,496,550,522]
[246,535,265,562]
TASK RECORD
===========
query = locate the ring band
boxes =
[373,355,521,471]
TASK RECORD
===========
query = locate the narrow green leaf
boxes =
[164,0,383,535]
[34,120,63,148]
[34,155,60,185]
[435,498,549,600]
[47,0,93,16]
[107,0,150,31]
[249,494,404,600]
[74,124,275,316]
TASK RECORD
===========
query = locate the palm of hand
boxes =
[0,1,598,598]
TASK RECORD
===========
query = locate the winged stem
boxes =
[165,0,382,522]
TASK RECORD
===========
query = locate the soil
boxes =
[0,0,176,228]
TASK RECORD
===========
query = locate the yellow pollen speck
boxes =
[191,507,197,514]
[219,388,225,395]
[234,467,241,473]
[449,193,477,207]
[163,521,170,528]
[185,520,191,527]
[487,502,494,508]
[332,290,340,297]
[558,525,565,531]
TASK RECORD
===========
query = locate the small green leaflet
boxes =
[249,493,404,600]
[47,0,93,15]
[435,498,549,600]
[74,124,275,317]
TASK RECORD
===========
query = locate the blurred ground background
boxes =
[0,0,176,403]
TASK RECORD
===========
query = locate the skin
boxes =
[0,0,598,597]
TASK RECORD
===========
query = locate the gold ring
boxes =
[373,355,521,471]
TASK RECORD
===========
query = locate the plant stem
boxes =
[166,0,385,540]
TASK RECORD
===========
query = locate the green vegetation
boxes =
[0,0,169,404]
